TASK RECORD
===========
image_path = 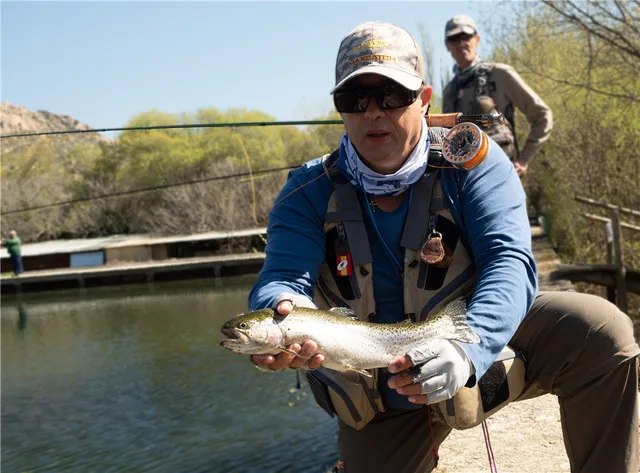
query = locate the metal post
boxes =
[611,209,627,313]
[605,221,616,303]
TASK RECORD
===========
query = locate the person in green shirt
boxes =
[2,230,24,276]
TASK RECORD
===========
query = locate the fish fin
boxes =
[434,298,481,344]
[343,366,372,377]
[277,346,310,358]
[329,307,358,319]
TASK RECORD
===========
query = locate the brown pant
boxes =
[337,291,640,473]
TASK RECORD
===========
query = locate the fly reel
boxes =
[442,122,490,170]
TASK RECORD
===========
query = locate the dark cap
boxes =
[445,15,478,38]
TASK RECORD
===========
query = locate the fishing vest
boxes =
[444,63,519,160]
[306,127,478,430]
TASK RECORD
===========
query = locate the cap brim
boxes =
[445,26,476,38]
[330,64,423,94]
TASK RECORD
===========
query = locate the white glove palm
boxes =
[406,339,474,405]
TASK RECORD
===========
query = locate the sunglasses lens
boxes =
[334,84,419,113]
[380,85,415,109]
[447,33,473,43]
[334,90,369,113]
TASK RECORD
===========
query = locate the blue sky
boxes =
[2,1,504,130]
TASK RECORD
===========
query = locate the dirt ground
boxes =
[434,392,640,473]
[433,394,569,473]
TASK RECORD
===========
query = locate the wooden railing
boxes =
[550,195,640,313]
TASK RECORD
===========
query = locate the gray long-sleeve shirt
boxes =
[443,62,553,163]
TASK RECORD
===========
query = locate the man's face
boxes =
[339,74,432,175]
[445,33,480,67]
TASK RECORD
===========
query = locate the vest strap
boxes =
[326,210,364,222]
[333,182,372,264]
[400,170,439,250]
[324,149,372,265]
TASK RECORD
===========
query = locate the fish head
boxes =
[219,309,282,355]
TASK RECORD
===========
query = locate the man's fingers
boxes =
[388,355,414,374]
[308,354,325,369]
[289,340,318,369]
[269,353,297,370]
[513,161,528,177]
[407,395,428,404]
[252,354,275,366]
[276,300,294,315]
[395,373,445,396]
[268,344,300,370]
[252,340,323,371]
[387,371,415,389]
[395,383,423,396]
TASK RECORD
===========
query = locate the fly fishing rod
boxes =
[427,112,505,128]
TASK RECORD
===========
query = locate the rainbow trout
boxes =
[220,299,480,376]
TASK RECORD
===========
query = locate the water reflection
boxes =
[1,277,338,472]
[17,303,28,331]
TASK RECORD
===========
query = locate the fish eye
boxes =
[239,322,247,329]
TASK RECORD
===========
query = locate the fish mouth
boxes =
[220,328,249,348]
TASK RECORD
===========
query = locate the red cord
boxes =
[427,407,440,467]
[482,420,498,473]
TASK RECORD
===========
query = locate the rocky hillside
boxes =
[0,102,110,154]
[1,102,99,135]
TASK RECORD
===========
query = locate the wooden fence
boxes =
[550,195,640,314]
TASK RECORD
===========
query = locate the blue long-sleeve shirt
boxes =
[248,134,537,409]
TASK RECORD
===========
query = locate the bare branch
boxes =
[542,0,640,59]
[592,0,624,24]
[518,64,639,102]
[418,22,435,86]
[565,0,639,53]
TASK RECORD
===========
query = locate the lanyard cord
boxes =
[363,185,414,275]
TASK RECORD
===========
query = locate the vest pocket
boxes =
[305,368,384,430]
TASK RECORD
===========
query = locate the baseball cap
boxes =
[331,21,424,94]
[445,15,478,38]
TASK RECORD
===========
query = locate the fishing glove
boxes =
[406,339,475,405]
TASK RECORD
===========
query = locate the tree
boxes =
[418,22,436,87]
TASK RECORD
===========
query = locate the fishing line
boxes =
[271,158,339,210]
[1,166,295,215]
[231,129,264,243]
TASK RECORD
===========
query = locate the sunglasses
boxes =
[333,83,421,114]
[446,33,475,43]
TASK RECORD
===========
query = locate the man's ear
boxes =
[420,86,433,114]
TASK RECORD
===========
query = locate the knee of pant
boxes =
[558,292,637,355]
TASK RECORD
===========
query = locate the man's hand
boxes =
[250,299,325,370]
[513,160,528,177]
[387,339,472,405]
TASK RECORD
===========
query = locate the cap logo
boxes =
[352,38,391,53]
[347,54,396,68]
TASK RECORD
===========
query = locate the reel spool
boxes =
[442,122,490,170]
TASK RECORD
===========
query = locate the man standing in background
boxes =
[2,230,24,276]
[442,15,553,177]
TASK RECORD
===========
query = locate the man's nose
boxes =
[363,97,384,120]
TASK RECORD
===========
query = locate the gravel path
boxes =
[434,394,569,473]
